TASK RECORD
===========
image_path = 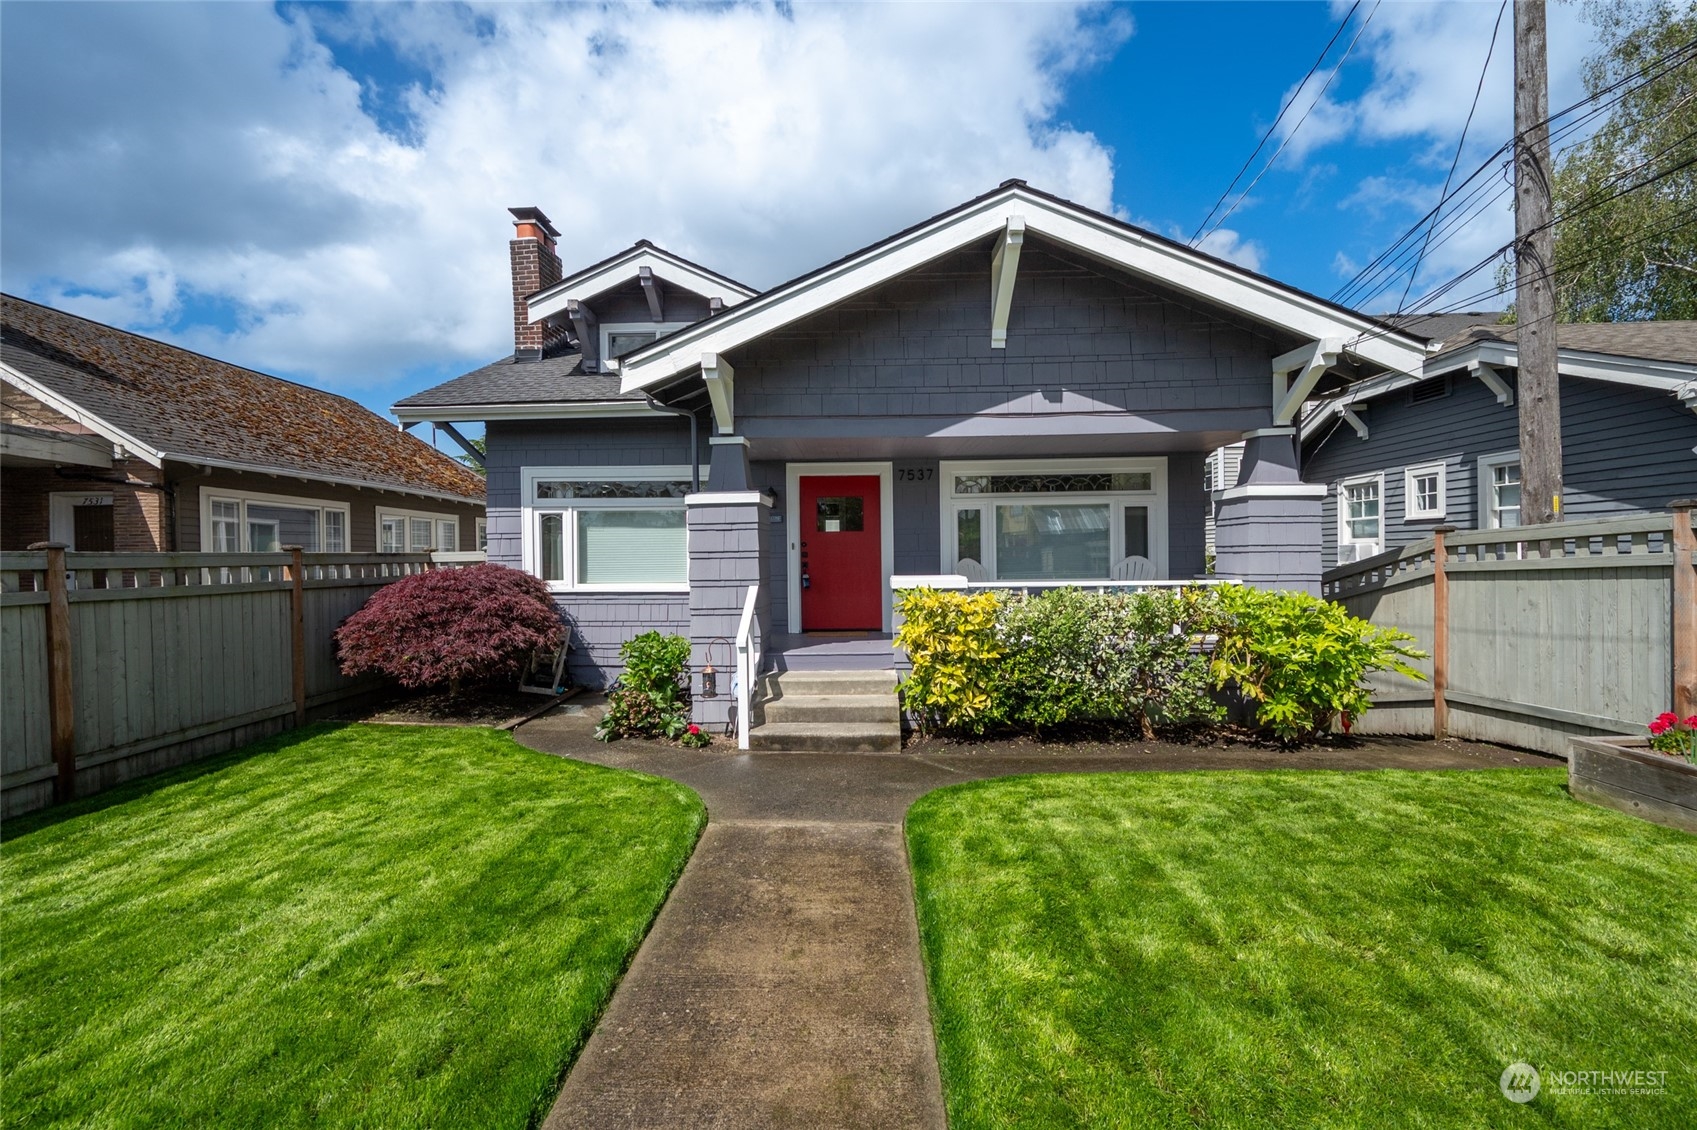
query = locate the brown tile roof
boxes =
[1434,320,1697,366]
[1,295,484,502]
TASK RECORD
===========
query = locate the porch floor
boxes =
[768,632,896,672]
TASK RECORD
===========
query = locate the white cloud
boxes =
[1,1,1129,394]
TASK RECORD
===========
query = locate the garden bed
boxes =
[340,686,574,729]
[1569,735,1697,833]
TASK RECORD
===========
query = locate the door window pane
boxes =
[577,509,685,583]
[540,514,565,581]
[956,509,982,566]
[436,519,457,552]
[996,503,1110,580]
[815,496,864,533]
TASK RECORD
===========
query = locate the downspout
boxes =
[644,394,700,492]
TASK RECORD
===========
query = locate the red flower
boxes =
[1650,718,1672,735]
[1656,712,1679,725]
[1685,716,1697,729]
[687,724,701,735]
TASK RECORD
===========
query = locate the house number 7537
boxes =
[895,468,934,482]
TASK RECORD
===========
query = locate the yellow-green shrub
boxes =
[894,587,1005,735]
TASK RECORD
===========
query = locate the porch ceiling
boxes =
[745,423,1248,462]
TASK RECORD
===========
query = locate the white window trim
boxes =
[521,465,691,593]
[199,486,351,553]
[375,505,460,553]
[49,491,114,548]
[937,457,1169,583]
[1477,450,1522,530]
[1337,472,1385,560]
[1403,461,1447,522]
[475,517,488,552]
[600,322,693,372]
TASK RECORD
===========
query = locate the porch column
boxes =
[1213,427,1327,595]
[685,488,773,731]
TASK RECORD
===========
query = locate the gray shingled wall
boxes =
[1304,373,1697,569]
[686,499,769,730]
[1215,494,1324,595]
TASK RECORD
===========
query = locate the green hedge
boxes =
[894,585,1423,744]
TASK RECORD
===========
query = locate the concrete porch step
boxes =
[748,721,903,754]
[748,668,903,753]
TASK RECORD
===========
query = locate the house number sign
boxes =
[894,466,934,482]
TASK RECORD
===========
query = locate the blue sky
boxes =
[1,1,1598,442]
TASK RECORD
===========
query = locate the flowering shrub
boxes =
[596,632,692,742]
[679,723,712,749]
[1208,585,1425,745]
[335,564,562,695]
[1647,712,1697,762]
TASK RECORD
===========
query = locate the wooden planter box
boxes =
[1569,736,1697,834]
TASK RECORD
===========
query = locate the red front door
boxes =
[799,474,882,631]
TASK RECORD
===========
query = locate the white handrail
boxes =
[734,582,760,750]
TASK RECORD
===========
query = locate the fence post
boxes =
[29,542,77,802]
[1431,526,1454,740]
[285,545,307,726]
[1672,500,1696,722]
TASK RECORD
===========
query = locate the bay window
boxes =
[941,459,1167,582]
[523,466,691,591]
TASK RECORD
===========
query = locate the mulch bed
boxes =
[339,687,576,729]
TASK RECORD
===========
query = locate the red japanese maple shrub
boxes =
[335,564,563,695]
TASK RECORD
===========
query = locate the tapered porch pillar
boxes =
[685,486,773,731]
[1213,427,1327,595]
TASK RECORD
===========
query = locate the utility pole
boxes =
[1514,0,1562,525]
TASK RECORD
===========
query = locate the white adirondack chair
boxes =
[1111,555,1157,582]
[956,558,988,582]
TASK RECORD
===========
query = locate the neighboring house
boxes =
[1302,319,1697,568]
[398,183,1430,717]
[1,295,486,554]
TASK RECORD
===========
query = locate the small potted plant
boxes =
[1647,712,1697,764]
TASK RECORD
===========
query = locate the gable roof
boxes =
[616,181,1430,394]
[526,240,758,324]
[1,294,485,504]
[1302,319,1697,443]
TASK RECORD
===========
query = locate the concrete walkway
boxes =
[517,713,1555,1129]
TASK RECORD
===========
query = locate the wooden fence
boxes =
[1,546,484,817]
[1322,502,1695,758]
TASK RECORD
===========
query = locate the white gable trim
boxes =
[618,185,1428,393]
[1,361,163,466]
[529,246,757,325]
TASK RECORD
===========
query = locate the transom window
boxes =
[523,466,691,591]
[599,322,692,369]
[1338,474,1383,562]
[203,489,349,553]
[941,459,1167,582]
[1404,462,1446,521]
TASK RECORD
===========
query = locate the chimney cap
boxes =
[508,206,561,238]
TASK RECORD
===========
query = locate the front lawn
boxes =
[908,770,1697,1128]
[2,723,704,1129]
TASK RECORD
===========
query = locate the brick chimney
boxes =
[509,206,565,361]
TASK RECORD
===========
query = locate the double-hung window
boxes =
[1338,474,1384,562]
[523,466,691,591]
[1478,453,1521,529]
[202,489,350,553]
[940,458,1167,582]
[1403,462,1446,521]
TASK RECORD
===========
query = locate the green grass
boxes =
[2,723,704,1129]
[907,769,1697,1129]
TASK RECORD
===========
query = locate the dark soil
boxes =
[341,687,574,728]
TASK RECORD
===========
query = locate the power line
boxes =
[1194,1,1381,247]
[1394,0,1508,313]
[1189,1,1363,245]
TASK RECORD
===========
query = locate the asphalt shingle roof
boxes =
[393,344,641,409]
[1433,320,1697,366]
[1,295,485,502]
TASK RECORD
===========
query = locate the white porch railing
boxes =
[734,582,763,750]
[891,574,1239,593]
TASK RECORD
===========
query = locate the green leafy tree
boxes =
[1550,1,1697,321]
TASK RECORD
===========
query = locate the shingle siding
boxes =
[1304,372,1697,569]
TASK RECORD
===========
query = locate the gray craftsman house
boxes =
[396,182,1430,744]
[1302,319,1697,569]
